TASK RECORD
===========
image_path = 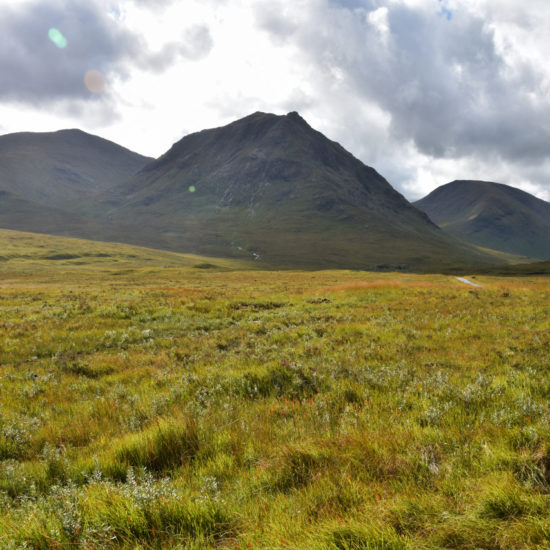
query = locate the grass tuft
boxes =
[110,419,199,475]
[321,523,408,550]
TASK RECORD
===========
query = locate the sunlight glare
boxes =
[84,70,106,94]
[48,28,67,48]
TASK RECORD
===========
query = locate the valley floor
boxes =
[1,245,550,548]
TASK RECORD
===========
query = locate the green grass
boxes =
[1,230,550,548]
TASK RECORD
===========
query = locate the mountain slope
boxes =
[414,180,550,260]
[0,189,108,239]
[0,129,152,212]
[0,227,251,271]
[104,112,496,270]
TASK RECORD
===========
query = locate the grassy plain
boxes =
[1,230,550,549]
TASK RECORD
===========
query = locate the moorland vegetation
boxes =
[1,230,550,548]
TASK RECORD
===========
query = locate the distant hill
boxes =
[414,180,550,260]
[0,129,152,212]
[102,112,496,270]
[0,189,105,239]
[0,227,251,271]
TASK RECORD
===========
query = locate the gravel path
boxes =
[456,277,482,288]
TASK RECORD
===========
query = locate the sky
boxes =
[1,0,549,201]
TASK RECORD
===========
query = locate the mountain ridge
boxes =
[100,112,497,269]
[0,116,518,270]
[0,128,152,211]
[414,180,550,260]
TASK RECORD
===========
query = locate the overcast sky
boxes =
[1,0,549,201]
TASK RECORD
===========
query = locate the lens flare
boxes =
[84,70,106,94]
[48,28,67,48]
[188,186,196,193]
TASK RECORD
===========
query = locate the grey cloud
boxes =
[254,3,298,43]
[137,43,180,73]
[62,94,121,126]
[327,0,377,11]
[280,88,314,113]
[137,26,213,72]
[256,1,550,194]
[375,7,550,163]
[132,0,174,7]
[0,1,141,103]
[179,25,214,61]
[132,0,228,7]
[0,1,213,104]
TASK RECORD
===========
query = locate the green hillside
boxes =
[0,229,251,277]
[0,128,151,212]
[415,180,550,260]
[103,112,499,270]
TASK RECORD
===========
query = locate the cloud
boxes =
[254,2,298,44]
[253,0,550,197]
[0,1,140,103]
[0,1,213,104]
[2,0,549,201]
[136,25,213,72]
[132,0,174,7]
[179,25,214,61]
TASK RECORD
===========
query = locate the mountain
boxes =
[414,180,550,260]
[0,129,152,212]
[102,112,496,270]
[0,189,107,240]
